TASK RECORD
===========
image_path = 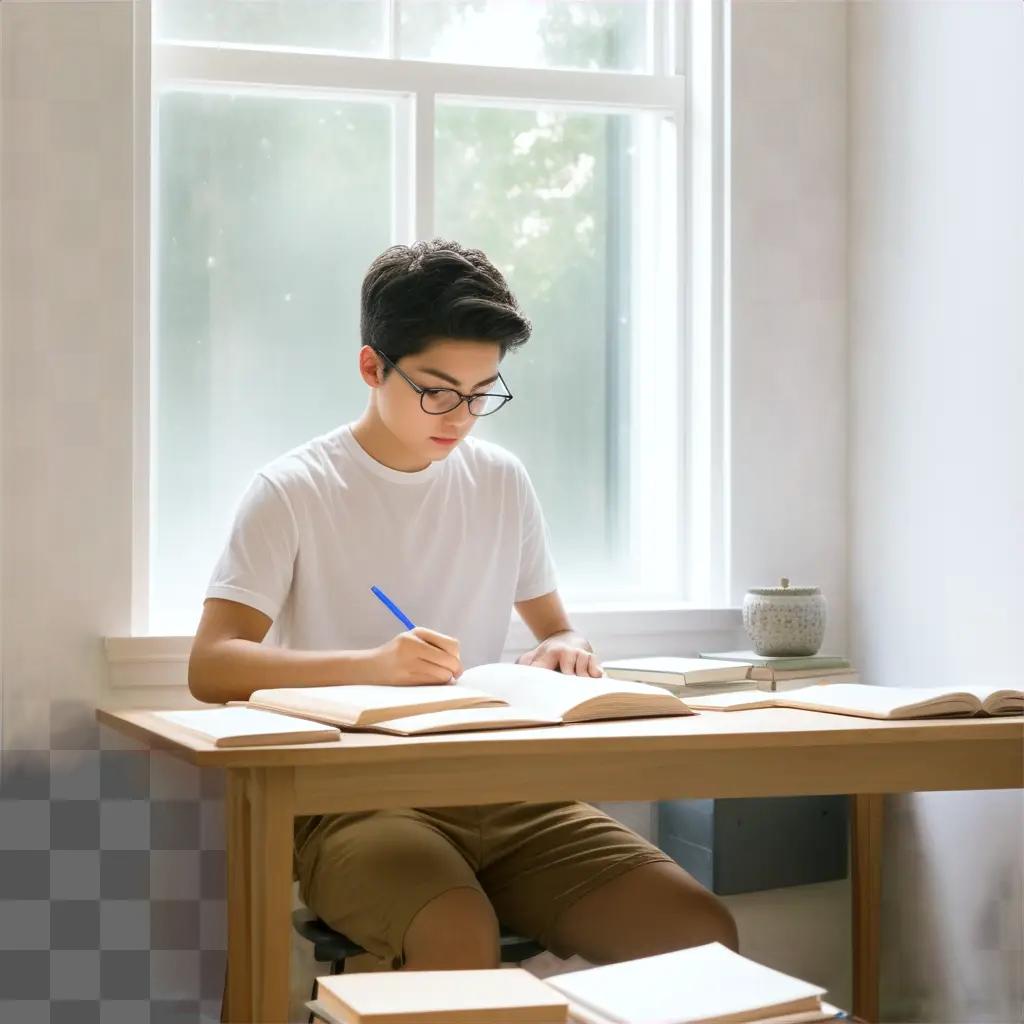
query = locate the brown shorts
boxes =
[294,802,674,968]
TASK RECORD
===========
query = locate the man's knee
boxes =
[642,867,738,953]
[690,890,739,951]
[403,887,500,970]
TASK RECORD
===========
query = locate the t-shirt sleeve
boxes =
[514,461,559,602]
[205,473,298,621]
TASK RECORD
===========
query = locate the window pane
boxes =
[152,89,395,633]
[400,0,650,72]
[155,1,385,56]
[435,103,670,600]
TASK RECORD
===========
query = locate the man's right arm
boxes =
[187,598,463,704]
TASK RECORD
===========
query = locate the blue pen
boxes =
[370,585,416,631]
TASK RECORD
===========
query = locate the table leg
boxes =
[851,793,883,1022]
[223,769,253,1024]
[248,767,296,1023]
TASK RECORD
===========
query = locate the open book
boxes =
[682,682,1024,719]
[545,942,842,1024]
[243,663,691,735]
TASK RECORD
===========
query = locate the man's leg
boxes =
[544,859,738,964]
[297,810,498,970]
[483,801,737,965]
[402,887,499,970]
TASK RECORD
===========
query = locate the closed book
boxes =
[153,707,340,747]
[602,658,752,689]
[311,967,568,1024]
[568,1003,845,1024]
[749,669,860,683]
[700,652,851,673]
[771,672,860,691]
[546,942,827,1024]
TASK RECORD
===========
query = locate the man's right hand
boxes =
[370,627,463,685]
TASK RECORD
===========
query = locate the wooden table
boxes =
[97,707,1023,1024]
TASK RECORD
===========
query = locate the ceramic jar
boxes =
[742,578,827,656]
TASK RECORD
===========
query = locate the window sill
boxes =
[105,605,743,692]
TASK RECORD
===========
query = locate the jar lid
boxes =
[747,577,821,597]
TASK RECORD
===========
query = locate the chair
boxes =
[293,908,546,1022]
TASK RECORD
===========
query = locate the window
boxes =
[141,1,705,636]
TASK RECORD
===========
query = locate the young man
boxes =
[189,240,737,970]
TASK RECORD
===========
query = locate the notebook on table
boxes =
[308,967,569,1024]
[153,707,341,747]
[681,682,1024,719]
[239,662,691,735]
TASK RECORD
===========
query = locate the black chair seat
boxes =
[292,908,544,965]
[293,909,367,963]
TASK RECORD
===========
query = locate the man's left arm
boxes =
[514,590,603,677]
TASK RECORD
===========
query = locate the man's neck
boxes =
[350,410,431,473]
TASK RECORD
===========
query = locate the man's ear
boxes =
[358,345,384,388]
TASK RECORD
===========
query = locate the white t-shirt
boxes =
[205,424,558,668]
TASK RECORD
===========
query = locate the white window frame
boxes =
[123,0,732,665]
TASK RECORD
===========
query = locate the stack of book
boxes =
[601,653,856,697]
[306,943,847,1024]
[699,651,859,691]
[601,657,762,697]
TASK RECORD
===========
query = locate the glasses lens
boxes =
[422,388,462,414]
[468,393,508,416]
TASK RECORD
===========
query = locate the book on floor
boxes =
[601,657,753,691]
[308,966,569,1024]
[544,942,839,1024]
[240,662,691,736]
[681,682,1024,719]
[153,707,341,747]
[567,1001,845,1024]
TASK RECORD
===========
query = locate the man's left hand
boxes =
[517,632,603,677]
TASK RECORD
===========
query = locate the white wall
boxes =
[730,0,848,657]
[726,1,850,1007]
[848,1,1024,1019]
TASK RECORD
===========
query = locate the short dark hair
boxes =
[360,240,531,372]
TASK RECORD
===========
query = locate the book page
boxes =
[960,685,1024,715]
[371,706,560,735]
[547,943,824,1024]
[681,691,776,711]
[458,663,676,720]
[247,683,504,727]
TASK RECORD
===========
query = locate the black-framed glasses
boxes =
[373,348,514,417]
